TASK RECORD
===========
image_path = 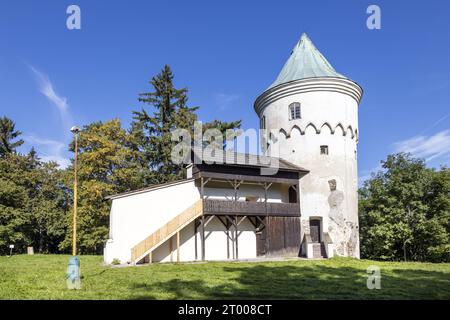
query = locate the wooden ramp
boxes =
[131,200,203,264]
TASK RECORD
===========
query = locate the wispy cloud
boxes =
[24,135,70,168]
[393,130,450,163]
[27,65,75,167]
[29,65,73,131]
[213,93,240,111]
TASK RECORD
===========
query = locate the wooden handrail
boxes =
[131,200,203,263]
[203,199,300,217]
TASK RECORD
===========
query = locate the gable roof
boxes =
[105,151,309,200]
[195,149,308,172]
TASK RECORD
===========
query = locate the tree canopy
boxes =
[0,116,24,156]
[359,153,450,262]
[0,65,242,255]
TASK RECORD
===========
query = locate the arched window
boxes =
[289,102,301,120]
[260,115,266,129]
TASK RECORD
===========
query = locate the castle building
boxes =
[254,33,363,258]
[104,33,363,265]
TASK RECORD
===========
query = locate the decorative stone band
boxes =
[277,122,358,140]
[254,77,363,117]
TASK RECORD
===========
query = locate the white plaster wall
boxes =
[104,181,278,264]
[261,85,360,258]
[204,183,286,203]
[104,180,201,264]
[151,217,257,263]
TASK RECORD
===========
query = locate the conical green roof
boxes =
[269,33,347,89]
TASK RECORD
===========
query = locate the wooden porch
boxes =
[193,159,306,261]
[131,157,308,264]
[203,199,300,217]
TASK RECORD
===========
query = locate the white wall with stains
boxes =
[255,77,362,258]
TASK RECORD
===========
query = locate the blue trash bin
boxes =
[66,256,81,290]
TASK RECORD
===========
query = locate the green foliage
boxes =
[359,153,450,262]
[131,65,241,184]
[0,64,242,258]
[0,152,68,255]
[111,258,121,265]
[0,116,24,156]
[59,119,145,254]
[0,65,241,255]
[130,65,199,184]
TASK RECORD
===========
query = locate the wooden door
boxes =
[309,219,321,243]
[261,216,301,256]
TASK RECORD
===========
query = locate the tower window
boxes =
[320,145,329,155]
[261,116,266,129]
[289,102,301,120]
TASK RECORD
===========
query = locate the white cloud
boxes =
[24,135,70,169]
[29,65,73,131]
[213,93,240,111]
[26,65,75,168]
[393,130,450,163]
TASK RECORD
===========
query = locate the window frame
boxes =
[289,102,301,120]
[320,145,329,155]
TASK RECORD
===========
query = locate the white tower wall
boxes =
[255,77,363,258]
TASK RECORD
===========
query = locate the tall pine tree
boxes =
[0,116,24,156]
[131,65,241,184]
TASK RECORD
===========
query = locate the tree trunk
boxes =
[39,228,43,253]
[403,240,407,262]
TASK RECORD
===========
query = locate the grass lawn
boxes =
[0,255,449,300]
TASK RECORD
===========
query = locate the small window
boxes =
[320,145,329,155]
[289,102,301,120]
[261,116,266,129]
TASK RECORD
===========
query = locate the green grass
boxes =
[0,255,449,299]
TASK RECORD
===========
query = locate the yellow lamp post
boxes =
[67,126,81,290]
[71,126,80,256]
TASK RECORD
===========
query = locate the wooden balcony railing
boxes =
[203,199,300,217]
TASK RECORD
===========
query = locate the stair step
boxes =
[312,243,327,258]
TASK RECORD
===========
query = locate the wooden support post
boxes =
[177,231,180,263]
[200,177,205,261]
[201,215,205,261]
[264,182,269,254]
[149,251,152,264]
[226,219,230,259]
[235,216,239,260]
[169,236,173,262]
[194,219,198,260]
[201,177,204,199]
[233,180,238,260]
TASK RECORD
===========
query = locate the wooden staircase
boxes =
[131,200,203,264]
[312,243,327,258]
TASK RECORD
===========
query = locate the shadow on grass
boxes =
[126,263,450,300]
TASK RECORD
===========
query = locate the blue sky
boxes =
[1,0,449,181]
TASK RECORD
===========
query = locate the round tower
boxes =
[254,33,363,258]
